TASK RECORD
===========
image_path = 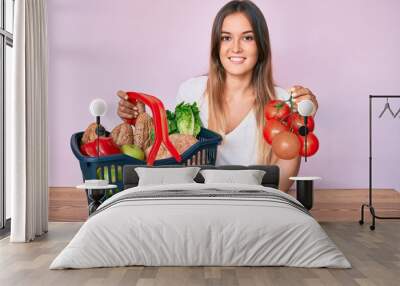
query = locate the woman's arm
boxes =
[272,154,301,193]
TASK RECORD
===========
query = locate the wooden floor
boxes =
[49,187,400,222]
[1,221,400,286]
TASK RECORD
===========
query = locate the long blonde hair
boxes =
[206,0,276,164]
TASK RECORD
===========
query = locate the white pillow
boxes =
[135,167,201,186]
[200,169,266,185]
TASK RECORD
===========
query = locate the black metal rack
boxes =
[359,95,400,230]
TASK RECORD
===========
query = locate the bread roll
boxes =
[81,122,106,145]
[134,113,154,150]
[145,133,198,160]
[111,123,134,146]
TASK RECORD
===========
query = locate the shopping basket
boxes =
[70,127,222,192]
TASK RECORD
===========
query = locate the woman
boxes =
[117,0,318,192]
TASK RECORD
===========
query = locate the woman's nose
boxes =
[231,38,242,53]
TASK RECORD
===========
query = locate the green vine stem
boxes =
[286,91,294,132]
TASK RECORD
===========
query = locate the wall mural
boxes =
[47,0,400,192]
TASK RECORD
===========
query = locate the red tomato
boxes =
[298,132,319,157]
[271,131,301,160]
[287,113,315,134]
[264,100,291,121]
[263,119,289,144]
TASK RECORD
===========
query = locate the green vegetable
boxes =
[191,103,201,137]
[173,102,202,136]
[166,110,178,134]
[149,128,155,144]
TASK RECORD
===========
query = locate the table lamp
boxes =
[298,100,314,162]
[89,99,107,158]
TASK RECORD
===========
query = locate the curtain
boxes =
[9,0,48,242]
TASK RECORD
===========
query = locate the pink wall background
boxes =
[47,0,400,190]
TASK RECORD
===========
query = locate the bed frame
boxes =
[123,165,280,190]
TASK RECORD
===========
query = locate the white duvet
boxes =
[50,183,351,269]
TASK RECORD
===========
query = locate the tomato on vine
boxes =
[298,132,319,157]
[264,100,291,121]
[263,119,289,144]
[287,113,315,135]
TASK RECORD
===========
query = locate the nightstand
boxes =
[77,183,117,215]
[289,177,321,210]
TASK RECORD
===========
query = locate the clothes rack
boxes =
[359,95,400,230]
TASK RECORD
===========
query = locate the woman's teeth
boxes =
[229,57,245,63]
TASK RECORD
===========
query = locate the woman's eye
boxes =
[243,35,254,41]
[221,36,231,41]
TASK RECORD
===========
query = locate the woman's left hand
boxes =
[289,85,318,117]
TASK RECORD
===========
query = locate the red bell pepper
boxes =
[80,137,121,157]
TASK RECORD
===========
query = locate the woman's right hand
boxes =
[116,90,141,121]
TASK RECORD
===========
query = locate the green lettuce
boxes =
[166,110,178,134]
[167,102,202,137]
[191,102,201,137]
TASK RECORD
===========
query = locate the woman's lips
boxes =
[228,56,246,64]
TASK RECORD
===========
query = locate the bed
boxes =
[50,165,350,269]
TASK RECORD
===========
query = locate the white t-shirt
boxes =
[176,76,290,166]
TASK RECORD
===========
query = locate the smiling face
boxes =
[219,12,258,79]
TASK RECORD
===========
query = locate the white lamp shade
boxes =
[89,99,107,117]
[298,100,314,116]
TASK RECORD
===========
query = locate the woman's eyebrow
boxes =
[221,30,253,34]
